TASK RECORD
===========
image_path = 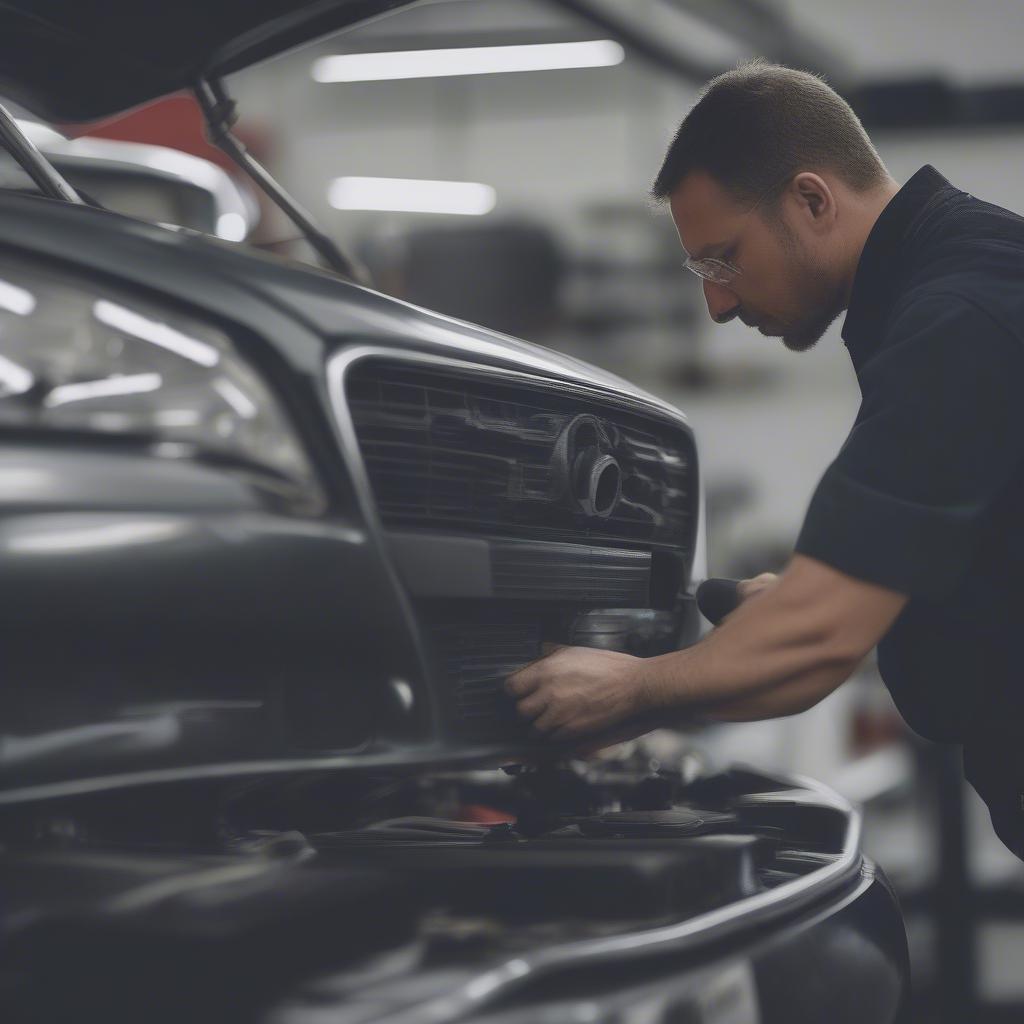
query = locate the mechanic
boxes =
[505,60,1024,860]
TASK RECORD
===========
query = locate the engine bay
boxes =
[1,748,881,1023]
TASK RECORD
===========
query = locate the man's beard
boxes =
[780,300,843,352]
[772,223,845,352]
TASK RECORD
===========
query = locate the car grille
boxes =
[424,612,542,738]
[343,357,698,742]
[345,360,696,554]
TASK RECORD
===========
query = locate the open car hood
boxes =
[0,0,422,123]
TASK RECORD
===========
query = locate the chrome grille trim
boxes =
[341,355,697,555]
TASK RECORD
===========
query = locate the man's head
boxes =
[653,60,895,351]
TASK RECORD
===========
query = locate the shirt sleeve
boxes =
[794,294,1024,599]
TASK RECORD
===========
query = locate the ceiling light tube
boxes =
[328,176,496,216]
[312,39,625,83]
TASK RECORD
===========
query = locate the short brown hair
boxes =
[651,60,887,205]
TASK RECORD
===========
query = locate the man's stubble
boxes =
[773,219,847,352]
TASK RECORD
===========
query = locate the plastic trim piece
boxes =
[386,530,652,605]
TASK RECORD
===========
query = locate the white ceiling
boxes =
[770,0,1024,84]
[358,0,1024,85]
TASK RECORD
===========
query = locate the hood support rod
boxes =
[193,77,367,284]
[0,102,84,205]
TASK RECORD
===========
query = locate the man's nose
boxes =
[703,280,740,324]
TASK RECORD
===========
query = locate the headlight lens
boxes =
[0,261,323,512]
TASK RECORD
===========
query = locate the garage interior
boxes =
[3,1,1023,1021]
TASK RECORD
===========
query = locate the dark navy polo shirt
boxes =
[793,165,1024,856]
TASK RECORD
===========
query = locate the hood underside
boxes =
[0,0,422,123]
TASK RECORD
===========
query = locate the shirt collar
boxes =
[842,165,957,368]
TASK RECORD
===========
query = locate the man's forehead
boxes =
[668,171,738,257]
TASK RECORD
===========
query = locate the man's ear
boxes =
[791,172,836,228]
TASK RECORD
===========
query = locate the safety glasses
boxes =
[684,253,743,286]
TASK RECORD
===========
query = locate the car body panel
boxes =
[0,191,701,801]
[0,192,691,420]
[0,0,424,122]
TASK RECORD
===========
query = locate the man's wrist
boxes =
[634,651,679,715]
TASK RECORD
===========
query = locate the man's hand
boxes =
[502,570,793,744]
[505,646,652,741]
[738,571,779,603]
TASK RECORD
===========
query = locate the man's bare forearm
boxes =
[638,554,908,721]
[504,555,906,742]
[641,579,859,715]
[696,663,851,721]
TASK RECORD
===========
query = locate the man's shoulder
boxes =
[917,186,1024,249]
[887,286,990,331]
[887,277,1023,349]
[862,286,1024,389]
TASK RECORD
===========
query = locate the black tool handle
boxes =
[696,578,743,625]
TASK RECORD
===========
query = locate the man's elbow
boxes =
[778,554,907,672]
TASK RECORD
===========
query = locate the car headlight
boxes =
[0,260,324,513]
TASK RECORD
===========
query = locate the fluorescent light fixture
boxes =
[328,176,496,216]
[93,300,220,367]
[0,354,35,396]
[213,378,258,419]
[312,39,625,83]
[0,279,37,316]
[45,372,163,408]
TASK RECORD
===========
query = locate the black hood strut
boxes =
[194,77,367,284]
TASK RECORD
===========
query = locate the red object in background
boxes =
[62,93,281,244]
[61,93,271,172]
[457,804,516,825]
